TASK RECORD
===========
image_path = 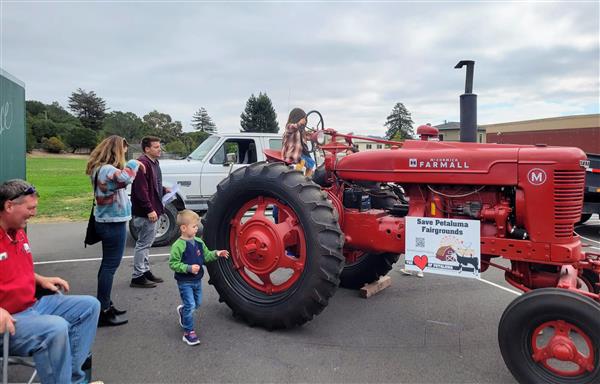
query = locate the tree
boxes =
[240,92,279,133]
[142,110,183,143]
[182,131,211,153]
[102,111,149,143]
[43,136,66,153]
[191,107,217,133]
[47,102,81,126]
[26,100,46,117]
[164,140,187,157]
[384,102,415,140]
[68,88,108,131]
[65,127,98,153]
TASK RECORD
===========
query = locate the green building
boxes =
[0,68,26,182]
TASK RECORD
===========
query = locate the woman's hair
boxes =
[86,135,128,175]
[286,107,306,125]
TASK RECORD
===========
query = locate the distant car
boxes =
[129,132,282,246]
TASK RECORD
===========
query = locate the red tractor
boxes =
[202,112,600,384]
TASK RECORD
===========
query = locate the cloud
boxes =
[1,2,598,137]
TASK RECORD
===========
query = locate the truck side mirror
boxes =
[225,152,238,165]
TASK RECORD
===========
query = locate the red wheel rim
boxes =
[229,196,306,295]
[531,320,596,377]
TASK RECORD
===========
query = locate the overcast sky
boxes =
[1,1,598,136]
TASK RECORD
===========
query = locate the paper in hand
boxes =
[162,183,180,206]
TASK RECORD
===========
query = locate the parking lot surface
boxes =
[7,216,600,383]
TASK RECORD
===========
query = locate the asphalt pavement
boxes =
[7,215,600,383]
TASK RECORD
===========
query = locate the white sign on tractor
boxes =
[405,216,481,279]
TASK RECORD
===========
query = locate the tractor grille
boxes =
[553,169,585,238]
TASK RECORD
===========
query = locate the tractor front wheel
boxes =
[202,162,344,329]
[498,288,600,384]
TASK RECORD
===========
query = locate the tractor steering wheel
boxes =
[304,110,325,165]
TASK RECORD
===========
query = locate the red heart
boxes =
[413,255,428,271]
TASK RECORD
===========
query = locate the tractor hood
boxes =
[335,140,586,186]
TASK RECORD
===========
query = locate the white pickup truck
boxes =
[129,132,283,246]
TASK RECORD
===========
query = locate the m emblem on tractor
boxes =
[527,168,547,185]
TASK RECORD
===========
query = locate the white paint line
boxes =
[478,278,522,296]
[34,253,170,266]
[577,233,600,246]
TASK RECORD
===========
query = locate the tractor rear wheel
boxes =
[202,162,344,329]
[340,251,400,289]
[498,288,600,384]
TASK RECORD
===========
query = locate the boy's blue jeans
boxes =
[177,280,203,332]
[1,294,100,384]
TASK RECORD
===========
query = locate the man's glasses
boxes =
[9,185,37,201]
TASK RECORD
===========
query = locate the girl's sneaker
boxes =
[183,330,200,346]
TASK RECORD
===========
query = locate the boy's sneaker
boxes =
[182,330,200,346]
[176,305,184,328]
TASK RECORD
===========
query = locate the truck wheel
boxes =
[577,214,592,225]
[128,203,179,247]
[498,288,600,384]
[202,162,344,329]
[340,251,400,289]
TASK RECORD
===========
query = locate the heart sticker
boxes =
[413,255,428,271]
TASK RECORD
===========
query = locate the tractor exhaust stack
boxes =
[455,60,477,142]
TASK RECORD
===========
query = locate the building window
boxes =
[439,134,444,141]
[479,133,483,143]
[366,144,372,149]
[377,144,382,149]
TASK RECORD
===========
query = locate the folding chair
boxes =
[1,331,37,384]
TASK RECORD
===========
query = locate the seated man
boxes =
[0,179,101,384]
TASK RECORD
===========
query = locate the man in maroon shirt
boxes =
[0,179,101,384]
[130,136,170,288]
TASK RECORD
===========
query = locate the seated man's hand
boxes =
[0,307,16,335]
[35,274,70,293]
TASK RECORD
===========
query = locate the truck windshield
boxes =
[188,135,220,161]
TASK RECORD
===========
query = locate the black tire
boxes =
[498,288,600,384]
[340,252,400,289]
[128,203,179,247]
[582,270,600,293]
[577,214,592,225]
[202,162,344,329]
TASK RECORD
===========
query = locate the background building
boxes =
[483,114,600,153]
[433,121,487,142]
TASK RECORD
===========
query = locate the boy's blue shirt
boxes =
[169,237,218,281]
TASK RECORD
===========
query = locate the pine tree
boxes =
[191,107,217,133]
[240,92,279,133]
[68,88,108,131]
[384,102,415,140]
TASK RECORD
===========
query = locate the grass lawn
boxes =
[27,154,91,222]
